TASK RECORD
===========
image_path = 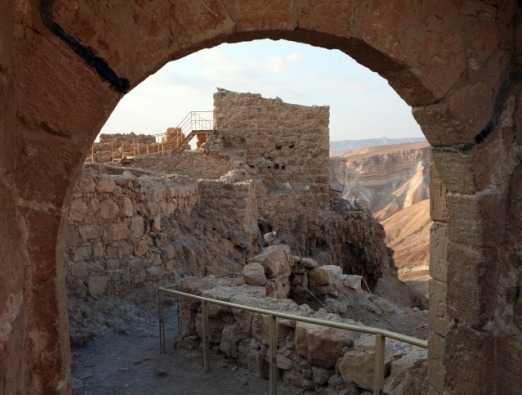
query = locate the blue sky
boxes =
[102,39,423,142]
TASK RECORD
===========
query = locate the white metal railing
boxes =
[157,286,428,395]
[176,111,214,138]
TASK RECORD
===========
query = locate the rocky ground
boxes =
[70,253,428,394]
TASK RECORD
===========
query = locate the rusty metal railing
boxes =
[157,286,427,395]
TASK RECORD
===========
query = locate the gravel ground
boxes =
[71,292,298,395]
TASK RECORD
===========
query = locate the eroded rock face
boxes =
[330,143,431,221]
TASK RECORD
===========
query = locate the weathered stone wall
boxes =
[0,2,27,393]
[129,150,233,179]
[99,133,156,145]
[64,165,260,297]
[208,90,393,288]
[65,165,198,297]
[177,274,428,394]
[428,68,522,395]
[212,89,330,230]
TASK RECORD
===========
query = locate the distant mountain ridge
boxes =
[330,137,426,156]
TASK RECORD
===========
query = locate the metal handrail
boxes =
[157,286,427,395]
[88,111,214,162]
[177,111,213,137]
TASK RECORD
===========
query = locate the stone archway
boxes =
[1,1,521,394]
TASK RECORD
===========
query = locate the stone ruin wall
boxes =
[64,165,259,298]
[64,165,198,297]
[128,150,233,180]
[65,90,395,298]
[208,90,393,287]
[211,89,330,232]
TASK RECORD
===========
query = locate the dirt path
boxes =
[72,307,296,395]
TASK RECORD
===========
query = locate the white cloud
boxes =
[100,40,423,141]
[265,52,302,73]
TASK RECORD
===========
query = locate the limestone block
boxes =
[135,237,151,257]
[152,215,161,232]
[121,196,134,217]
[430,222,448,283]
[242,262,267,286]
[309,265,343,294]
[295,322,354,368]
[249,245,291,278]
[383,349,428,395]
[71,261,89,278]
[96,174,116,193]
[219,324,243,358]
[338,334,401,391]
[111,222,129,241]
[146,266,162,277]
[92,241,104,258]
[163,244,176,260]
[99,198,119,220]
[446,191,506,250]
[106,259,120,270]
[430,164,448,223]
[130,216,145,240]
[88,276,109,297]
[79,224,101,241]
[266,277,290,299]
[69,199,88,222]
[296,257,318,270]
[73,246,92,262]
[112,172,134,188]
[342,275,362,291]
[77,174,96,194]
[429,279,449,337]
[446,242,494,327]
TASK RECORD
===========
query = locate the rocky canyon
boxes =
[330,143,431,298]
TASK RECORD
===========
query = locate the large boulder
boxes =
[374,274,427,309]
[242,262,267,286]
[383,349,428,395]
[249,245,292,278]
[309,265,343,295]
[295,321,355,368]
[338,334,412,391]
[249,245,292,298]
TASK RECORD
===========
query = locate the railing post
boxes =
[158,289,166,354]
[202,301,209,372]
[268,314,278,395]
[373,334,385,395]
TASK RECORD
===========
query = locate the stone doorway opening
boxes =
[67,39,431,394]
[2,2,519,394]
